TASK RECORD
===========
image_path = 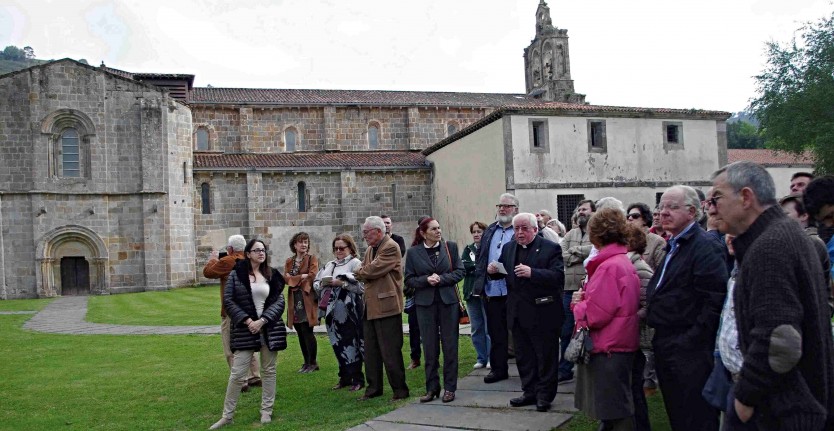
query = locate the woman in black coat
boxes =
[404,217,465,403]
[210,239,287,430]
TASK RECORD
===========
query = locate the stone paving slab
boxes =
[345,421,471,431]
[0,310,38,315]
[374,404,571,431]
[450,390,577,413]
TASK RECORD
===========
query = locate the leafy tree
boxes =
[727,120,765,149]
[750,10,834,173]
[23,46,34,59]
[1,45,26,61]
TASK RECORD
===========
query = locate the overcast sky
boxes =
[2,0,831,112]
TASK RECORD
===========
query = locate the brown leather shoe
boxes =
[441,391,455,403]
[391,392,410,401]
[419,391,439,403]
[407,359,420,370]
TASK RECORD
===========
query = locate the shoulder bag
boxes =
[444,242,469,325]
[564,324,593,364]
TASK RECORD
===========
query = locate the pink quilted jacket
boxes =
[571,243,640,353]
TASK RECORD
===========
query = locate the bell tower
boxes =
[524,0,585,103]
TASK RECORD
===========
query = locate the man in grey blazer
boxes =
[488,213,564,412]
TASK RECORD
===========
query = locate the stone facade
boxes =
[0,60,194,298]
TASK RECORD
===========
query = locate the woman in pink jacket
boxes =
[571,208,641,431]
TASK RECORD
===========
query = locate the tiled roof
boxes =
[188,87,538,107]
[728,149,814,166]
[99,64,195,88]
[193,151,429,170]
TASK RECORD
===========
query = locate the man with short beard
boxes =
[557,199,595,383]
[473,193,519,384]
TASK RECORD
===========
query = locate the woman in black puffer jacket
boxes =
[210,239,287,430]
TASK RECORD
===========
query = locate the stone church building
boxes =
[0,1,728,299]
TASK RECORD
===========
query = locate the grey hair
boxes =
[539,209,553,218]
[547,219,565,234]
[227,234,246,252]
[512,212,538,229]
[363,216,386,232]
[666,185,703,220]
[595,197,625,214]
[712,161,777,206]
[498,192,519,207]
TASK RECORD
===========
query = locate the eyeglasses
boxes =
[362,228,379,235]
[333,246,349,251]
[658,203,692,211]
[705,195,724,208]
[626,213,641,220]
[250,248,266,254]
[496,204,517,209]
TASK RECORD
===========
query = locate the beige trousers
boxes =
[221,346,277,419]
[221,316,260,379]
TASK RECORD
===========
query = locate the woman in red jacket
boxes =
[571,208,641,431]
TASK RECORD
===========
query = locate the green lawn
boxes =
[0,298,53,312]
[563,391,671,430]
[0,289,477,430]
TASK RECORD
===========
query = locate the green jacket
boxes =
[461,242,479,300]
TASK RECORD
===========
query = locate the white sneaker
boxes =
[473,362,486,369]
[486,362,491,369]
[209,417,232,430]
[261,413,272,424]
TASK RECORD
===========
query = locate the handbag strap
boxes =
[444,242,464,305]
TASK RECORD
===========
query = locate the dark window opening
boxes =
[201,183,211,214]
[285,129,297,152]
[666,124,680,144]
[590,121,604,148]
[61,128,80,177]
[196,128,209,151]
[557,194,585,226]
[298,181,307,212]
[368,125,379,150]
[532,121,546,148]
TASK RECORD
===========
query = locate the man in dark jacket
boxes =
[710,162,834,430]
[488,213,564,413]
[647,185,728,431]
[473,192,519,384]
[382,214,421,369]
[203,234,260,391]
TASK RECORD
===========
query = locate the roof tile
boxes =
[728,149,814,166]
[194,152,428,170]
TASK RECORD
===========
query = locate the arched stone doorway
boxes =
[36,225,108,297]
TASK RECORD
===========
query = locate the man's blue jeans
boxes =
[558,291,575,377]
[466,295,490,365]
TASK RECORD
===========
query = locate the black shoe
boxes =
[483,372,509,384]
[509,396,536,407]
[557,372,574,383]
[536,400,551,412]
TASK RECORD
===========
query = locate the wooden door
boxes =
[60,257,90,296]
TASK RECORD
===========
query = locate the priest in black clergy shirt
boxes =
[487,212,564,413]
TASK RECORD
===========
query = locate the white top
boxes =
[718,274,744,374]
[251,281,270,317]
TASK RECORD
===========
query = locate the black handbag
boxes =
[265,319,288,351]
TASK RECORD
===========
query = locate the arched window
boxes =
[61,128,80,177]
[196,128,209,151]
[368,124,379,150]
[200,183,211,214]
[297,181,307,212]
[285,128,297,152]
[447,122,458,136]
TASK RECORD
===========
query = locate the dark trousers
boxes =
[363,314,409,398]
[631,351,650,431]
[338,361,365,386]
[512,320,560,403]
[654,344,719,431]
[294,321,318,365]
[406,305,422,361]
[484,295,509,376]
[416,301,459,393]
[559,291,576,377]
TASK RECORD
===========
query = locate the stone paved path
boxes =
[19,296,575,430]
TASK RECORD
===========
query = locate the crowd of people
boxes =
[201,163,834,431]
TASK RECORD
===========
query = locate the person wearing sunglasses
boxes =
[210,239,287,429]
[626,203,667,272]
[314,233,366,392]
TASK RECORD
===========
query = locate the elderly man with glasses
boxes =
[473,193,519,384]
[646,185,728,431]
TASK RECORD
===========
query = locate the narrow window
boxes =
[196,128,209,151]
[528,119,550,153]
[200,183,211,214]
[663,121,684,149]
[391,183,398,210]
[368,124,379,150]
[61,128,80,177]
[298,181,307,212]
[285,128,297,152]
[587,120,607,153]
[183,162,188,184]
[447,123,458,136]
